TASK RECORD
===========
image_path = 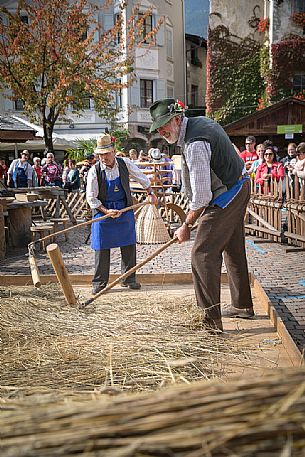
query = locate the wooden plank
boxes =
[252,277,302,366]
[284,231,305,243]
[0,272,250,287]
[15,193,39,202]
[245,224,281,237]
[247,207,279,233]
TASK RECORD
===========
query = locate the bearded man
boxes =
[150,99,254,332]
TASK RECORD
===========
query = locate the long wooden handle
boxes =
[29,201,150,248]
[80,224,197,308]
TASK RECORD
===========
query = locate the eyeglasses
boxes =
[264,153,273,156]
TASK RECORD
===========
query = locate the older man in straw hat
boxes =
[86,134,158,295]
[149,99,254,332]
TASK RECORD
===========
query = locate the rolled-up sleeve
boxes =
[184,141,212,210]
[124,158,151,189]
[86,166,101,209]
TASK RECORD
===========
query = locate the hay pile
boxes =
[1,368,305,456]
[0,284,269,395]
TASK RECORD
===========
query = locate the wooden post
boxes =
[0,204,6,259]
[46,243,77,305]
[28,254,41,288]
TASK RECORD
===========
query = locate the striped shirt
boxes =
[177,117,212,211]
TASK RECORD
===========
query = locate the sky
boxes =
[184,0,209,38]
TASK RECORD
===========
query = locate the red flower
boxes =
[176,100,185,109]
[257,17,269,33]
[290,12,305,27]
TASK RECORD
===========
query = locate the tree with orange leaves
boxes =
[0,0,162,152]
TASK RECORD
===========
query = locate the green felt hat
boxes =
[149,98,185,133]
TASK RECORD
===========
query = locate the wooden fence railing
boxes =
[43,176,305,248]
[246,176,305,247]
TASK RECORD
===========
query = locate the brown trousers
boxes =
[191,179,253,322]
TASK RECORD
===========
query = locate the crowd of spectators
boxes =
[0,145,176,192]
[1,137,304,196]
[0,150,81,192]
[236,136,305,193]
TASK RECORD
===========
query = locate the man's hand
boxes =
[174,223,191,243]
[106,209,121,218]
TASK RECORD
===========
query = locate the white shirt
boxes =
[86,157,151,209]
[177,117,212,210]
[8,159,33,181]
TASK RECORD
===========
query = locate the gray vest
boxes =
[92,157,133,216]
[181,116,244,202]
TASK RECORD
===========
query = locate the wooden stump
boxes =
[7,206,32,247]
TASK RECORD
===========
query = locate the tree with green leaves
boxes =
[0,0,162,153]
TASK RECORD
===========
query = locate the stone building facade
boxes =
[185,33,207,117]
[0,0,185,153]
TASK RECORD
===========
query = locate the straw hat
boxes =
[136,204,170,244]
[95,134,114,154]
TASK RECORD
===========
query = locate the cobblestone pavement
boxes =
[1,224,305,353]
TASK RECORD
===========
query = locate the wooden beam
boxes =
[252,277,302,365]
[0,272,235,287]
[247,208,281,234]
[245,224,281,237]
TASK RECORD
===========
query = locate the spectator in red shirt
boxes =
[42,152,63,187]
[255,146,284,193]
[239,136,258,171]
[33,157,44,186]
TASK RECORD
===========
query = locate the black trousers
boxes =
[92,244,136,286]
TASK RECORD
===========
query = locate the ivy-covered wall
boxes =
[206,26,265,125]
[269,35,305,101]
[207,12,305,125]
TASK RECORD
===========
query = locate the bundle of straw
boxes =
[136,203,170,244]
[1,368,305,456]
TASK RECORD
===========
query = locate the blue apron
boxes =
[91,175,136,250]
[13,162,28,188]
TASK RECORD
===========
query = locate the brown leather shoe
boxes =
[222,304,255,319]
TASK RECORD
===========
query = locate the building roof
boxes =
[0,115,37,133]
[0,115,37,142]
[224,97,305,137]
[185,33,207,47]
